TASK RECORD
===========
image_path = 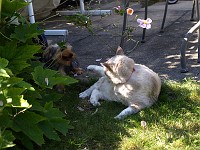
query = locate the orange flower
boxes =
[127,8,134,15]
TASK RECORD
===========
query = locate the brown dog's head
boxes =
[53,44,76,66]
[43,43,75,65]
[101,46,135,84]
[43,43,84,76]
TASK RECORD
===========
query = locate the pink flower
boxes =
[137,18,152,29]
[114,6,121,11]
[114,5,124,16]
[127,8,134,15]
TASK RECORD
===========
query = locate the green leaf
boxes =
[25,89,43,101]
[0,58,9,68]
[43,102,65,119]
[9,60,30,74]
[32,66,77,89]
[13,111,46,146]
[2,0,28,19]
[5,95,30,108]
[0,130,16,149]
[50,76,78,86]
[0,42,17,60]
[49,118,71,135]
[27,98,44,112]
[4,87,25,97]
[1,77,34,91]
[38,120,61,141]
[39,102,72,136]
[41,90,63,102]
[0,43,41,74]
[5,77,23,86]
[32,66,57,88]
[15,133,34,150]
[4,68,13,76]
[11,45,41,60]
[0,110,13,128]
[14,111,46,127]
[8,45,41,74]
[44,101,54,109]
[0,68,10,77]
[15,80,35,91]
[10,23,44,43]
[0,58,10,77]
[13,95,30,108]
[2,86,31,108]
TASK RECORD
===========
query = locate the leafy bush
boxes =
[0,0,77,149]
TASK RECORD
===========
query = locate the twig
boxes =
[0,32,12,41]
[13,105,32,118]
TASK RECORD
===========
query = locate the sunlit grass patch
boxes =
[118,79,200,150]
[39,78,200,150]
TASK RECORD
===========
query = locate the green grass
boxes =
[38,78,200,150]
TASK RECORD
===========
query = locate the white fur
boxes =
[79,55,161,119]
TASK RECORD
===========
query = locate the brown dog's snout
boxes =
[68,53,74,58]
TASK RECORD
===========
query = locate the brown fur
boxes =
[43,43,84,92]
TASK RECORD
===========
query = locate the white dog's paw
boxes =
[90,99,101,106]
[87,65,96,71]
[79,92,89,99]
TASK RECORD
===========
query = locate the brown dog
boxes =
[43,43,84,92]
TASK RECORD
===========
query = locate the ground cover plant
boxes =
[39,78,200,150]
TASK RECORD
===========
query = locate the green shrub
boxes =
[0,0,77,149]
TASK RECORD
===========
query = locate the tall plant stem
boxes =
[120,0,130,49]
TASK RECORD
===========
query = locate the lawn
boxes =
[39,78,200,150]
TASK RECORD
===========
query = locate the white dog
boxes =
[79,47,161,119]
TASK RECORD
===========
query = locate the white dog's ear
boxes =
[101,62,113,72]
[116,46,124,55]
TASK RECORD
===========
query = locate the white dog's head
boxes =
[101,47,135,84]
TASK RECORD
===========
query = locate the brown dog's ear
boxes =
[116,46,124,55]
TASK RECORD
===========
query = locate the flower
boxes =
[114,5,124,16]
[141,121,147,129]
[127,8,134,15]
[114,6,121,11]
[137,18,152,29]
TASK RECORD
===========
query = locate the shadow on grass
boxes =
[37,80,132,150]
[38,79,199,149]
